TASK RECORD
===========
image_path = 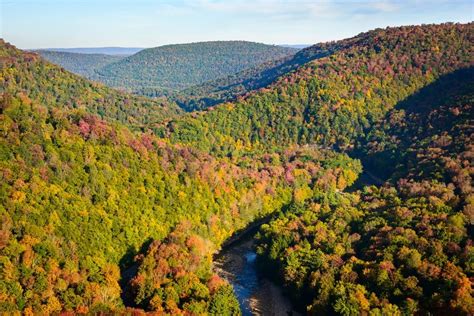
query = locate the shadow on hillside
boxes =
[119,238,154,307]
[349,66,474,190]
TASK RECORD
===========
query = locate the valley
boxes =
[0,21,472,315]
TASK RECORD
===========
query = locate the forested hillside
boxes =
[1,41,181,129]
[255,68,473,314]
[169,23,472,152]
[0,22,472,315]
[165,23,473,314]
[0,40,360,314]
[94,41,298,95]
[359,67,473,182]
[174,34,367,111]
[35,50,124,78]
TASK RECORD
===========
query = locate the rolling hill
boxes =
[35,42,299,103]
[173,35,367,111]
[94,41,298,94]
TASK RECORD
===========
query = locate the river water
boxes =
[214,234,301,316]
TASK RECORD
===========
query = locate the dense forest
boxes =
[173,34,370,111]
[0,22,472,315]
[0,40,360,314]
[37,42,298,101]
[168,23,472,154]
[35,50,124,78]
[255,68,473,314]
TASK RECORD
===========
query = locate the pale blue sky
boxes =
[1,0,472,49]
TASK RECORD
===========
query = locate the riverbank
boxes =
[214,234,300,315]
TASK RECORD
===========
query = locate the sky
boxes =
[1,0,473,49]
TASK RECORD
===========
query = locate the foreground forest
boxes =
[0,22,473,315]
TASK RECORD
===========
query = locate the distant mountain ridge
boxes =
[34,50,124,78]
[37,41,299,100]
[94,41,298,93]
[279,44,311,49]
[36,47,144,55]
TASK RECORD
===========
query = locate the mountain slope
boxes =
[35,50,124,78]
[169,23,473,154]
[174,35,366,111]
[1,40,181,128]
[95,41,298,93]
[255,68,474,314]
[359,67,474,182]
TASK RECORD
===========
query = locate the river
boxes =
[214,232,301,316]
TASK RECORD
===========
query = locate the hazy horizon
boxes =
[27,42,311,51]
[2,0,472,49]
